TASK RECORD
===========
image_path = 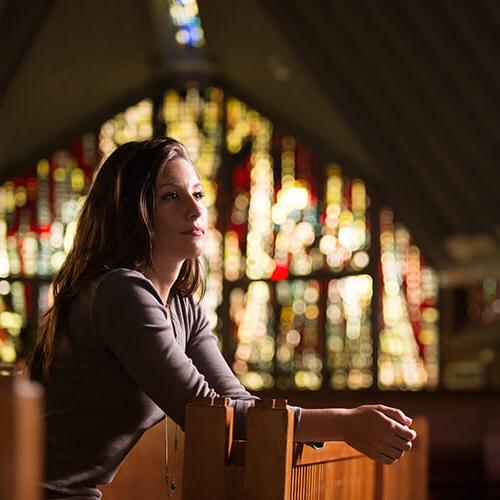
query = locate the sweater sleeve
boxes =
[184,296,261,438]
[186,296,256,401]
[186,297,323,447]
[92,268,320,444]
[91,270,221,432]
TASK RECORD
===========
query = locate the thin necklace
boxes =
[164,302,178,496]
[165,420,178,496]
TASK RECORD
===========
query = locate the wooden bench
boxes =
[103,397,428,499]
[0,374,428,500]
[0,375,44,500]
[183,397,428,500]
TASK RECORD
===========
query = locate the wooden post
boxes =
[243,398,294,500]
[0,375,44,500]
[182,396,234,500]
[375,416,429,500]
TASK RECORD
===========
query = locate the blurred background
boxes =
[0,1,499,498]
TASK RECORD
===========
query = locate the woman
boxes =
[27,138,416,499]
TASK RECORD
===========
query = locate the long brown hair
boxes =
[26,138,205,383]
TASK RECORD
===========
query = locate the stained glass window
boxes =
[0,279,28,368]
[276,279,322,390]
[168,0,205,48]
[99,99,153,161]
[223,96,376,390]
[0,134,98,366]
[223,98,275,283]
[378,208,439,390]
[322,165,370,272]
[225,98,255,281]
[326,275,373,389]
[230,281,274,390]
[272,135,322,279]
[1,86,441,393]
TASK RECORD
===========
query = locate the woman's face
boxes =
[151,157,208,264]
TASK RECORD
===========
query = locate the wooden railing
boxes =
[0,375,44,500]
[0,375,429,500]
[182,397,428,500]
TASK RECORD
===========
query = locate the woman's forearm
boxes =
[294,407,346,442]
[293,404,417,465]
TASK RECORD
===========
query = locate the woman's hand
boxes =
[341,405,417,464]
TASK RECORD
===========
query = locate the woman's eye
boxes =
[195,191,205,200]
[162,192,178,201]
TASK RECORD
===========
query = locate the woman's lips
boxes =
[180,228,204,236]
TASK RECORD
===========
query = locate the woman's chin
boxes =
[184,244,205,260]
[157,240,205,261]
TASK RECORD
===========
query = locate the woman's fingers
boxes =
[394,424,417,442]
[342,405,417,466]
[379,449,403,464]
[396,438,413,452]
[379,413,415,458]
[381,454,396,465]
[379,412,417,441]
[387,427,415,451]
[376,404,412,426]
[380,444,407,462]
[387,438,412,454]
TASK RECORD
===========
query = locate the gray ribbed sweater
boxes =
[42,267,303,499]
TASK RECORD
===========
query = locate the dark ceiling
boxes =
[0,0,499,278]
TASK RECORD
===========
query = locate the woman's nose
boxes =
[187,196,204,219]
